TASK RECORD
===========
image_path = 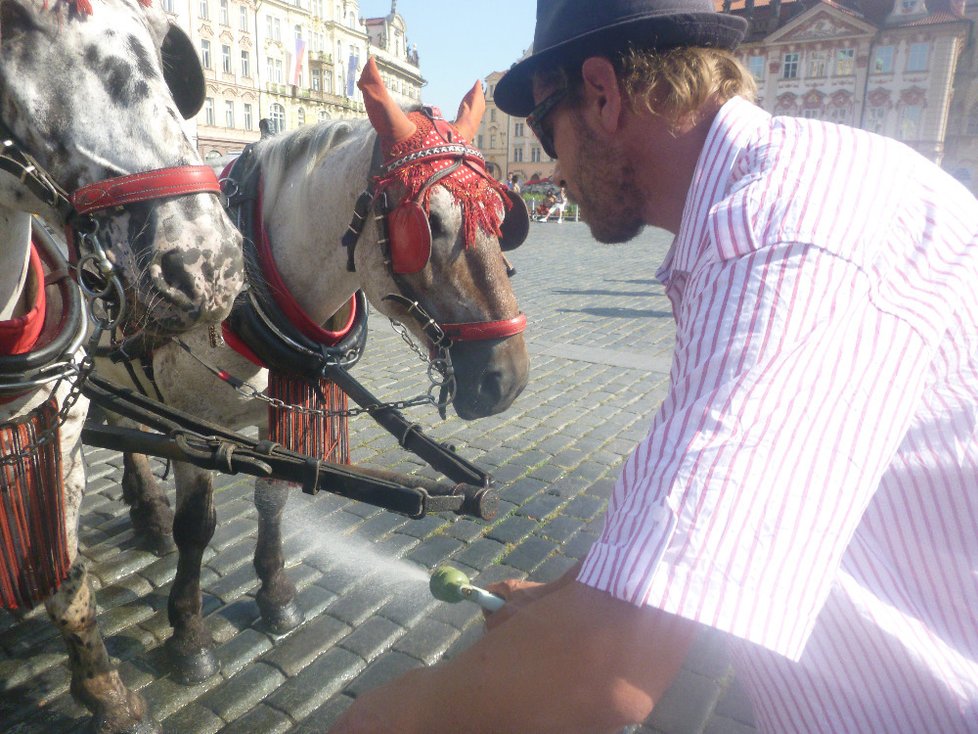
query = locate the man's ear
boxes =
[580,57,623,134]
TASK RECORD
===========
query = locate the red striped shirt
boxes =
[579,97,978,732]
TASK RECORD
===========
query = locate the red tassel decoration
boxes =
[0,399,70,610]
[266,373,350,466]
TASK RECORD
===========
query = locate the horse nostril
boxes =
[157,251,200,304]
[479,369,506,406]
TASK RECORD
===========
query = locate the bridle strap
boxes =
[71,165,221,215]
[440,314,527,341]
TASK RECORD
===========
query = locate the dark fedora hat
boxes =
[495,0,748,117]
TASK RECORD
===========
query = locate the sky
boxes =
[358,1,537,112]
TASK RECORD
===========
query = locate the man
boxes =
[331,1,978,732]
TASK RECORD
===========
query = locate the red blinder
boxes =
[387,201,432,274]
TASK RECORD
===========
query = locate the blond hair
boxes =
[536,46,756,128]
[619,47,756,124]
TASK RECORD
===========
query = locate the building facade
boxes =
[720,0,976,192]
[163,0,424,160]
[478,65,558,186]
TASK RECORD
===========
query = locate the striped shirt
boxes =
[579,96,978,732]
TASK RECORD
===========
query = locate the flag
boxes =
[291,37,306,86]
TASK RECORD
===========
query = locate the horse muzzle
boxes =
[449,333,529,420]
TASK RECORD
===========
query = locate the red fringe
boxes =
[0,399,70,610]
[376,113,511,249]
[266,373,350,466]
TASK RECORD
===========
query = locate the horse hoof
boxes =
[164,638,220,684]
[134,532,176,557]
[260,599,304,635]
[88,692,161,734]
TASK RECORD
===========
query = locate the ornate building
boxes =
[163,0,424,159]
[478,58,558,185]
[719,0,976,192]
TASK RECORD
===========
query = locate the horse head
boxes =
[357,58,529,420]
[0,0,243,334]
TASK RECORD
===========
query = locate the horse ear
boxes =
[358,57,416,147]
[453,81,485,143]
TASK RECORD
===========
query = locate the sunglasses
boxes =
[527,87,568,160]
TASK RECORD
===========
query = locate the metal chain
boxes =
[0,352,94,467]
[210,318,456,419]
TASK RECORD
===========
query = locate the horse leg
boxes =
[163,461,220,684]
[122,451,175,556]
[253,476,304,633]
[108,413,175,556]
[47,394,160,732]
[45,562,160,734]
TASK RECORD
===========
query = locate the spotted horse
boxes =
[95,57,530,684]
[0,1,243,732]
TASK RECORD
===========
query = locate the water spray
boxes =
[429,566,505,612]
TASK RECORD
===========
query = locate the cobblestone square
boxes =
[0,222,758,733]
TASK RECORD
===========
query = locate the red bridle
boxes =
[373,109,528,344]
[71,165,221,217]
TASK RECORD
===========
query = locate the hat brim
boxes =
[495,13,748,117]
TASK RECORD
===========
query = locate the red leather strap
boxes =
[71,165,220,215]
[439,313,527,341]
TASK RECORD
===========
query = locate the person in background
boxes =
[331,1,978,732]
[545,179,568,222]
[509,173,522,193]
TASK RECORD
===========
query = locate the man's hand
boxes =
[329,575,697,734]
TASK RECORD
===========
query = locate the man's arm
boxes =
[329,578,697,734]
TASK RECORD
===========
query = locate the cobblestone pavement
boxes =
[0,222,759,734]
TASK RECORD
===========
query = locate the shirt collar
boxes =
[657,96,770,284]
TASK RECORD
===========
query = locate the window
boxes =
[199,0,208,19]
[269,103,286,134]
[866,106,886,134]
[802,108,820,119]
[782,52,799,79]
[490,109,497,122]
[204,97,215,125]
[531,146,541,163]
[907,43,929,72]
[835,48,854,76]
[219,0,228,24]
[161,0,174,11]
[274,17,282,42]
[241,50,251,77]
[266,58,284,83]
[319,110,331,122]
[748,55,765,81]
[297,108,305,126]
[874,45,894,73]
[239,6,248,30]
[808,51,828,78]
[490,134,496,149]
[514,122,524,137]
[244,103,253,130]
[225,100,234,128]
[513,145,523,162]
[311,69,320,91]
[221,45,231,74]
[899,104,922,139]
[477,134,484,148]
[200,39,211,69]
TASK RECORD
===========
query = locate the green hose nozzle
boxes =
[430,566,505,612]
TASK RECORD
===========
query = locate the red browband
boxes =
[440,313,527,341]
[71,165,221,215]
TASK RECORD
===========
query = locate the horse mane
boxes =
[256,117,377,206]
